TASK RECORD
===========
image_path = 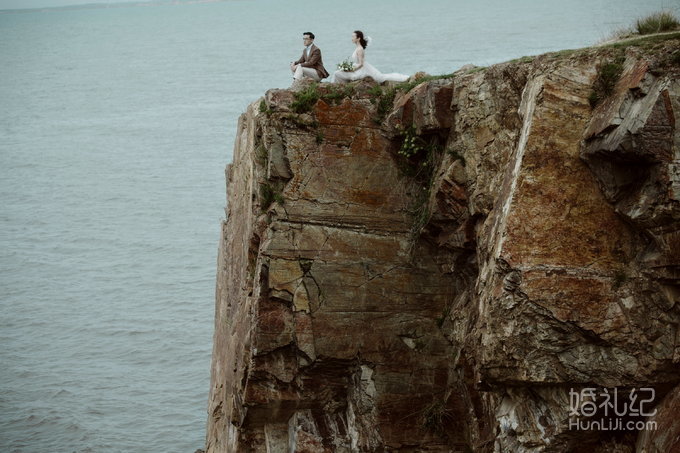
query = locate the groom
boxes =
[290,32,329,81]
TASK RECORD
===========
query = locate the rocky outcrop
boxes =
[206,35,680,452]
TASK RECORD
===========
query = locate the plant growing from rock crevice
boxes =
[255,144,269,168]
[393,126,445,240]
[420,391,454,436]
[259,99,272,115]
[291,83,357,114]
[398,125,428,159]
[259,182,284,212]
[321,85,355,105]
[398,73,455,94]
[435,304,452,328]
[368,85,398,123]
[589,55,625,107]
[397,126,443,163]
[291,83,321,113]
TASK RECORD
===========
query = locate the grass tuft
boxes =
[290,83,356,114]
[392,126,445,238]
[290,83,320,113]
[398,125,427,158]
[599,12,679,47]
[420,396,453,435]
[510,55,535,64]
[259,183,284,212]
[635,11,680,35]
[368,85,398,123]
[398,73,455,94]
[321,85,355,105]
[255,144,268,167]
[589,56,625,107]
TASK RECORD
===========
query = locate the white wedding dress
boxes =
[331,47,409,84]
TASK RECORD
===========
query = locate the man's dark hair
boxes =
[303,32,315,40]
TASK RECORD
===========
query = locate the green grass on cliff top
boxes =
[506,30,680,66]
[601,30,680,49]
[602,11,679,42]
[506,11,680,65]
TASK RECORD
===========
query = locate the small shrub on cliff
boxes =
[368,85,397,123]
[589,56,625,107]
[321,85,354,105]
[412,202,431,239]
[367,85,383,98]
[435,305,452,328]
[255,144,268,167]
[398,126,427,158]
[259,183,284,211]
[398,126,443,162]
[258,99,271,115]
[420,394,454,435]
[394,127,445,240]
[290,83,320,113]
[635,11,680,35]
[398,73,455,94]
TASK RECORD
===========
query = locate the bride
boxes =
[331,30,409,84]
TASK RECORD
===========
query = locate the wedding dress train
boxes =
[331,47,409,84]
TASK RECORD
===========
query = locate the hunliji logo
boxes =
[568,387,658,431]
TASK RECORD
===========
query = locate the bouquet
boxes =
[336,59,354,71]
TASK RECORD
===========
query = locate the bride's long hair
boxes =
[354,30,368,49]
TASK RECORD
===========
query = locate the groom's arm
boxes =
[299,48,321,67]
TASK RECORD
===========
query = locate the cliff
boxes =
[205,34,680,453]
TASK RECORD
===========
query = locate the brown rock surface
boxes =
[636,383,680,453]
[206,37,680,452]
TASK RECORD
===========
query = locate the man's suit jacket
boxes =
[294,44,330,79]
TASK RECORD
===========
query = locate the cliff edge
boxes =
[206,34,680,452]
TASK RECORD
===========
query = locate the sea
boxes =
[0,0,677,451]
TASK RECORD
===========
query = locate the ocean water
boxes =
[0,0,677,451]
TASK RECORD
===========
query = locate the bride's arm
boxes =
[353,48,364,71]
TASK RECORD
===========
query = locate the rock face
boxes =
[206,37,680,452]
